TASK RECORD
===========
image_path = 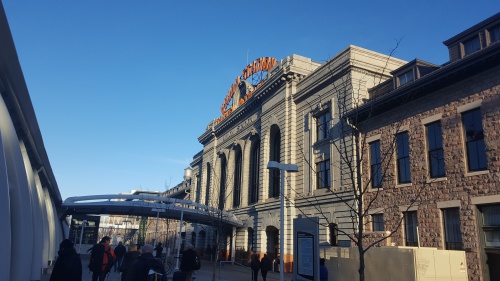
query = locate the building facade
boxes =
[351,13,500,281]
[186,48,406,270]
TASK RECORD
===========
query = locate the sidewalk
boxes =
[42,256,294,281]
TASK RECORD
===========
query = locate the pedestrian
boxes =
[260,254,272,281]
[320,258,328,281]
[125,244,167,281]
[180,244,199,281]
[49,239,82,281]
[154,242,163,258]
[250,254,261,281]
[114,241,126,272]
[89,236,116,281]
[120,243,141,281]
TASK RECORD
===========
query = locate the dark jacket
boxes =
[125,253,167,281]
[114,244,126,258]
[120,250,141,281]
[49,248,82,281]
[250,257,261,271]
[260,256,272,272]
[179,248,198,272]
[153,245,163,258]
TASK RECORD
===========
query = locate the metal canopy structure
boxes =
[62,194,243,227]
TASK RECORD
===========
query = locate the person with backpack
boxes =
[49,239,82,281]
[89,236,116,281]
[113,241,126,272]
[125,244,167,281]
[250,254,261,281]
[179,244,200,281]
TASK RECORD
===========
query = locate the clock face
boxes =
[220,57,277,117]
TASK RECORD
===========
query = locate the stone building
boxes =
[186,47,406,270]
[349,13,500,281]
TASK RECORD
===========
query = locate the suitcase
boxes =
[172,270,186,281]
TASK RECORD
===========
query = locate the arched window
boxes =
[233,146,242,208]
[195,175,201,203]
[249,139,260,204]
[269,125,281,198]
[219,154,227,210]
[248,227,255,252]
[205,163,211,206]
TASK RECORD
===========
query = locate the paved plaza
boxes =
[42,255,293,281]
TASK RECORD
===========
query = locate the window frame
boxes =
[315,110,331,142]
[442,208,463,250]
[462,35,481,56]
[404,211,418,246]
[369,140,382,188]
[396,132,411,184]
[398,70,414,86]
[425,121,446,178]
[372,213,384,232]
[249,140,260,205]
[488,24,500,45]
[316,159,331,189]
[233,147,242,208]
[461,108,487,172]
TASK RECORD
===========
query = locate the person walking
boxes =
[320,258,328,281]
[49,239,82,281]
[154,242,164,259]
[89,236,116,281]
[120,244,141,281]
[113,242,126,272]
[250,254,261,281]
[125,244,167,281]
[260,254,272,281]
[180,244,199,281]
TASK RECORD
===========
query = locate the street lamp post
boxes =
[267,161,298,281]
[78,220,87,254]
[152,208,166,248]
[175,209,184,270]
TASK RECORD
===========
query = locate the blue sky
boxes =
[2,1,497,200]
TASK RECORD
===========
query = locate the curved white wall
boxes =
[0,95,62,281]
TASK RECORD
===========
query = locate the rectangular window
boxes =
[316,111,331,142]
[404,211,418,246]
[462,108,487,171]
[482,204,500,248]
[372,214,384,231]
[316,160,331,189]
[443,208,463,250]
[398,70,414,86]
[397,132,411,184]
[370,141,382,188]
[463,36,481,56]
[490,24,500,44]
[426,122,446,178]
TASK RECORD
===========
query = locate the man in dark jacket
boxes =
[260,254,272,281]
[49,239,82,281]
[114,242,126,272]
[125,244,167,281]
[154,242,163,258]
[250,254,261,281]
[120,243,141,281]
[180,244,199,281]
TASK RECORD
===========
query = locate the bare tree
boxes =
[285,43,432,281]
